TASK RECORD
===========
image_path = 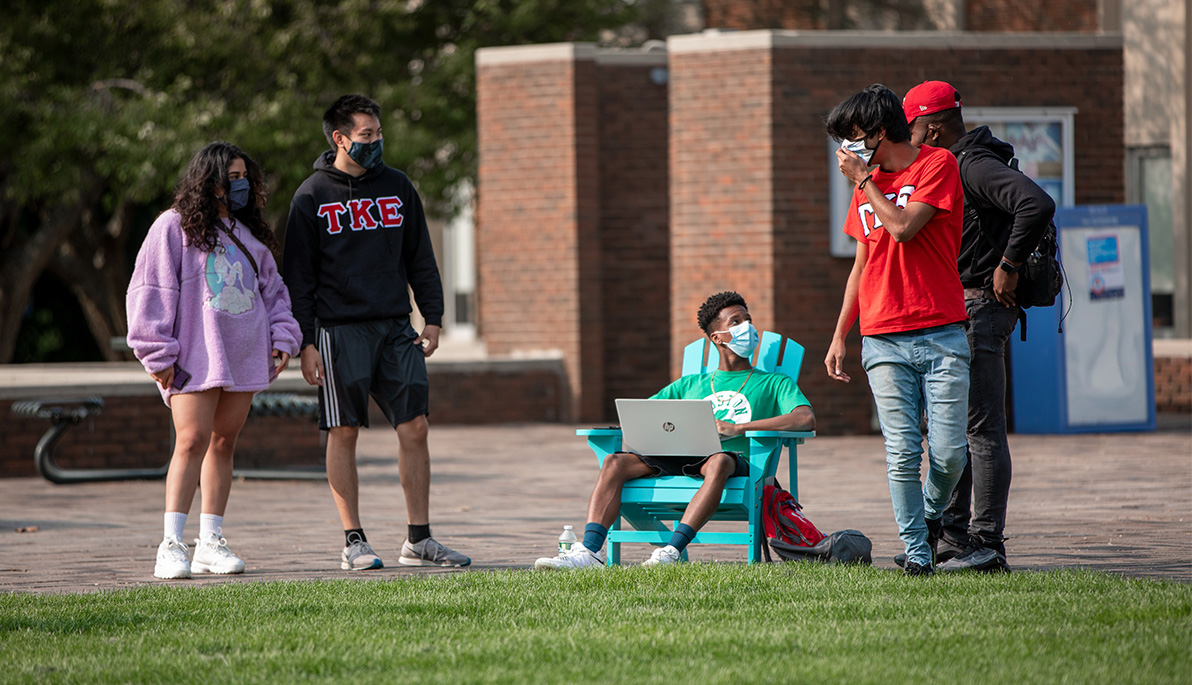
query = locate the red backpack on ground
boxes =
[761,477,826,559]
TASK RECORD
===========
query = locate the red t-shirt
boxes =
[843,145,967,336]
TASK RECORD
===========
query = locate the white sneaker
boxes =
[154,538,192,579]
[534,545,606,570]
[192,532,246,574]
[641,545,683,568]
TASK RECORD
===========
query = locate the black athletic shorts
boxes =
[632,452,748,479]
[316,317,429,430]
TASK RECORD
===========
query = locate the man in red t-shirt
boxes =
[823,84,971,576]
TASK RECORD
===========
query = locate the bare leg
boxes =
[199,390,255,517]
[677,453,735,532]
[395,416,431,525]
[163,390,221,515]
[326,425,362,530]
[586,452,656,528]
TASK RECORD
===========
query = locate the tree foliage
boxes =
[0,0,636,362]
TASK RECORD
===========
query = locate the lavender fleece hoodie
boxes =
[126,209,301,405]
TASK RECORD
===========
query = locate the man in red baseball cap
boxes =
[900,80,1056,574]
[903,80,963,122]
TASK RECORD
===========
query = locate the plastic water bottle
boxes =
[558,525,578,554]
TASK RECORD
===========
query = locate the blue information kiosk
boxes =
[1010,205,1156,434]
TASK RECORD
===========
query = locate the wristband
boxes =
[858,174,873,190]
[999,258,1021,274]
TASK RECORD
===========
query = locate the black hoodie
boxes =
[282,151,443,349]
[950,126,1056,289]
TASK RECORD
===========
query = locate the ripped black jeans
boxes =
[941,296,1018,555]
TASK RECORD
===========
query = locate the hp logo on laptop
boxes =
[662,422,675,432]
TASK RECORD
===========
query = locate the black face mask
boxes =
[345,138,384,169]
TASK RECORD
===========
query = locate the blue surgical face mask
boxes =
[714,321,759,360]
[346,138,384,169]
[226,178,250,211]
[841,137,878,165]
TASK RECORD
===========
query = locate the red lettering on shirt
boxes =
[317,202,348,235]
[348,199,379,231]
[376,196,405,228]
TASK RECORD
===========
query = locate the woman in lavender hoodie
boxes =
[127,142,301,579]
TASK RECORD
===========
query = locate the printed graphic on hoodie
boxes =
[317,196,404,235]
[206,244,257,315]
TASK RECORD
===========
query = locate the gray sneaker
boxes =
[399,537,470,567]
[341,540,384,571]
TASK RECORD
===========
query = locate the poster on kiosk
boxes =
[1010,205,1156,433]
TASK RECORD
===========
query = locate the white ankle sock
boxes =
[199,513,223,541]
[164,512,187,542]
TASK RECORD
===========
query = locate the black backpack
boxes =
[957,150,1066,339]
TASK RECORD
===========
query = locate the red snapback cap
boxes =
[903,81,962,123]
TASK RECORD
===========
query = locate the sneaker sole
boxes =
[533,561,602,570]
[154,568,191,579]
[341,559,384,571]
[192,562,245,575]
[399,556,470,568]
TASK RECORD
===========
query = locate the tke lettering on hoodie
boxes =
[316,197,405,235]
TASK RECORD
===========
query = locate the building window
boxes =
[1127,145,1175,330]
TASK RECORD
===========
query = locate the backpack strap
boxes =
[219,220,260,279]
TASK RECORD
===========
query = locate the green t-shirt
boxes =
[650,369,811,453]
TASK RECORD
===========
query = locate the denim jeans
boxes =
[941,296,1018,555]
[862,323,970,566]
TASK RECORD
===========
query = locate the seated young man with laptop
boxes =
[535,291,815,569]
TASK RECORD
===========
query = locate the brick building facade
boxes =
[476,31,1125,432]
[475,46,672,421]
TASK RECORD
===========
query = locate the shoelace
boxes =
[162,540,189,560]
[197,536,235,558]
[422,539,446,559]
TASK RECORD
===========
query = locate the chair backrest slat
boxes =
[680,331,803,384]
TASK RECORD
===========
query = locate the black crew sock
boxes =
[345,528,367,546]
[409,524,432,544]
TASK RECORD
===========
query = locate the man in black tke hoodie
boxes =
[282,94,469,572]
[902,81,1056,574]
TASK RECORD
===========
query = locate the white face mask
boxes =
[841,137,876,165]
[714,321,759,359]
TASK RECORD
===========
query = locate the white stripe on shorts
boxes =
[319,327,341,427]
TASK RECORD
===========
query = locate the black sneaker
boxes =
[935,535,967,564]
[904,560,934,576]
[938,546,1010,573]
[894,518,944,569]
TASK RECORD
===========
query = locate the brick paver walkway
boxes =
[1,423,1188,594]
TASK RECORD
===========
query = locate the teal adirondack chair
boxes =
[577,331,815,565]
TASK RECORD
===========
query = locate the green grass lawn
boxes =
[2,564,1189,684]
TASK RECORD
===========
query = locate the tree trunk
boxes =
[0,175,106,363]
[47,198,136,362]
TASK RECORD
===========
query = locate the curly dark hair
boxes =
[173,142,278,255]
[825,83,911,144]
[323,94,381,147]
[698,291,748,334]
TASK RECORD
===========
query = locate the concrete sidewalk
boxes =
[1,423,1189,594]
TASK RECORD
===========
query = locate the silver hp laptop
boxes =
[615,399,723,457]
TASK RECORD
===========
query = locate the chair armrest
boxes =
[576,428,622,437]
[744,430,815,440]
[578,429,623,467]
